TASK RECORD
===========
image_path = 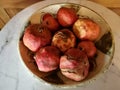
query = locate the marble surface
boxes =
[0,0,120,90]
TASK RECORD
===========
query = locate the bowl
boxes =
[18,3,114,88]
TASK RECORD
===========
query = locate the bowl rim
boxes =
[17,2,115,88]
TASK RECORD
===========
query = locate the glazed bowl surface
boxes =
[19,3,114,88]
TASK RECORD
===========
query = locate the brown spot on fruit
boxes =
[52,29,76,52]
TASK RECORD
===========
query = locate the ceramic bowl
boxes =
[18,3,114,88]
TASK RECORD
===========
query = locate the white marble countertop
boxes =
[0,0,120,90]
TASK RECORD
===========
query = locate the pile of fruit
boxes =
[22,7,100,81]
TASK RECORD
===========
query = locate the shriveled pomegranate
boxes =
[73,18,100,41]
[34,46,61,72]
[60,48,89,81]
[57,7,78,27]
[42,13,53,21]
[78,41,97,58]
[52,29,76,52]
[42,13,60,32]
[23,24,52,52]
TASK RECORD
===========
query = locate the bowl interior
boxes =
[19,3,114,87]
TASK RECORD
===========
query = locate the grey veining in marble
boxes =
[0,0,120,90]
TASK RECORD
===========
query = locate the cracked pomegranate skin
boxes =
[73,18,100,41]
[34,46,61,72]
[60,48,89,81]
[23,24,52,52]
